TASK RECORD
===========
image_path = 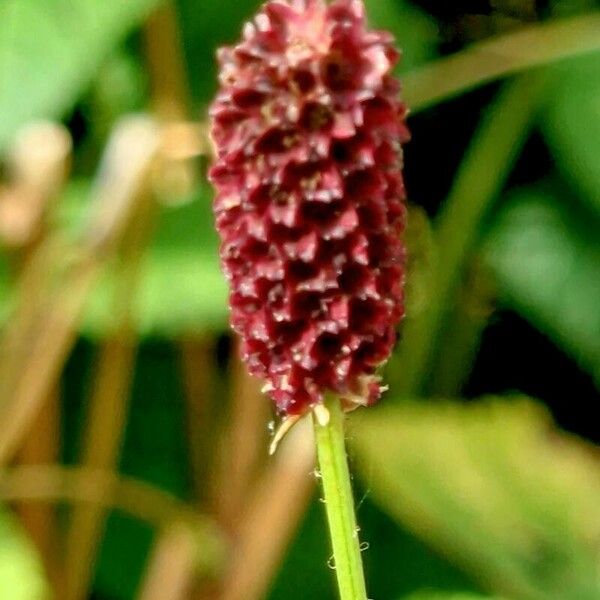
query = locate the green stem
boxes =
[405,11,600,113]
[429,261,496,396]
[313,396,367,600]
[388,73,546,396]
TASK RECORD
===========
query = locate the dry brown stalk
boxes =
[144,2,191,122]
[63,142,159,600]
[0,116,161,467]
[138,522,200,600]
[220,420,316,600]
[213,342,270,533]
[0,122,73,594]
[14,388,63,591]
[0,122,72,250]
[63,339,139,600]
[144,1,199,204]
[180,337,218,506]
[0,465,224,574]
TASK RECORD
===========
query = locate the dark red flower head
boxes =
[209,0,409,417]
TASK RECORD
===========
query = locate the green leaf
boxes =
[0,507,49,600]
[0,0,162,150]
[482,186,600,384]
[542,53,600,214]
[350,398,600,600]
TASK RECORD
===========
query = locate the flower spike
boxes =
[209,0,409,417]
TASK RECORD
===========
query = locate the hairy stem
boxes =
[313,396,367,600]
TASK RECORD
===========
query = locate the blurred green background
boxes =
[0,0,599,599]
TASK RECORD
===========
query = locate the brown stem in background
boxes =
[214,341,270,533]
[0,124,72,377]
[145,2,219,515]
[143,2,191,122]
[144,1,198,203]
[143,9,220,599]
[138,522,200,600]
[0,465,224,575]
[1,122,72,595]
[64,339,138,600]
[0,117,160,465]
[0,465,201,526]
[0,122,72,252]
[220,420,316,600]
[14,389,63,591]
[180,337,217,507]
[64,174,157,600]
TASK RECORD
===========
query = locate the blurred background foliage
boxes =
[0,0,599,599]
